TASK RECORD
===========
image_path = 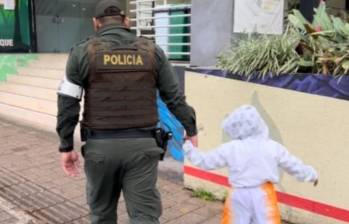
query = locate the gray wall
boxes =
[190,0,234,67]
[35,0,95,53]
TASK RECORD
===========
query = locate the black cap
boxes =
[94,0,126,18]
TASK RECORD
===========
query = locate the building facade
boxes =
[0,0,348,53]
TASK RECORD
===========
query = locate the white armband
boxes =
[57,77,83,99]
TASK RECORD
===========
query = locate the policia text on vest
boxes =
[104,53,144,66]
[97,51,150,70]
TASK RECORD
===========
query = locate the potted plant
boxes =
[213,3,349,100]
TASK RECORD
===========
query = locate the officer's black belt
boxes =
[82,128,154,140]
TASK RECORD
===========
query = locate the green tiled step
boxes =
[17,67,64,80]
[7,75,61,90]
[0,54,70,133]
[0,91,57,115]
[0,83,57,101]
[0,54,38,81]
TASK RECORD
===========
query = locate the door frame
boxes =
[29,0,37,52]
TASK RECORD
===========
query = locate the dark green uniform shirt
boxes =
[56,24,197,152]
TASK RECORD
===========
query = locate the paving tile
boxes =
[0,119,225,224]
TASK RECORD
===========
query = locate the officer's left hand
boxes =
[61,151,80,177]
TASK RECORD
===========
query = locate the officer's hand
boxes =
[185,135,198,147]
[61,151,80,177]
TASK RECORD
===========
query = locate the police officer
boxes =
[56,0,198,223]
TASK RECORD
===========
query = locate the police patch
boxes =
[104,54,144,66]
[96,50,152,71]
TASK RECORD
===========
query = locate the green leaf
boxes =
[288,14,306,31]
[298,59,314,67]
[313,2,333,31]
[293,9,309,24]
[341,60,349,70]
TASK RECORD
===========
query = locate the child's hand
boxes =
[183,140,195,153]
[313,179,319,187]
[185,135,198,147]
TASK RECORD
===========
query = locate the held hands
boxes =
[185,135,198,147]
[183,135,198,153]
[60,151,80,177]
[183,140,195,153]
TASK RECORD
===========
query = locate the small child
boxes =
[183,105,318,224]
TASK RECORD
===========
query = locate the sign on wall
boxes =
[0,0,31,52]
[233,0,284,34]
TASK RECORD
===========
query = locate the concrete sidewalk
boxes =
[0,119,223,224]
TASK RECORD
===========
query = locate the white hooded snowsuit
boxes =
[183,105,318,224]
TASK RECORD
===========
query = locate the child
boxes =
[183,105,318,224]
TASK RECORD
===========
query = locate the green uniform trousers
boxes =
[83,137,163,224]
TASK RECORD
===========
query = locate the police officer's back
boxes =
[56,0,198,223]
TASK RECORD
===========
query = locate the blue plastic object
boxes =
[157,96,184,161]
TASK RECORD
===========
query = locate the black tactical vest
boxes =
[81,36,158,130]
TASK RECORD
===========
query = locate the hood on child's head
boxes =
[221,105,269,140]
